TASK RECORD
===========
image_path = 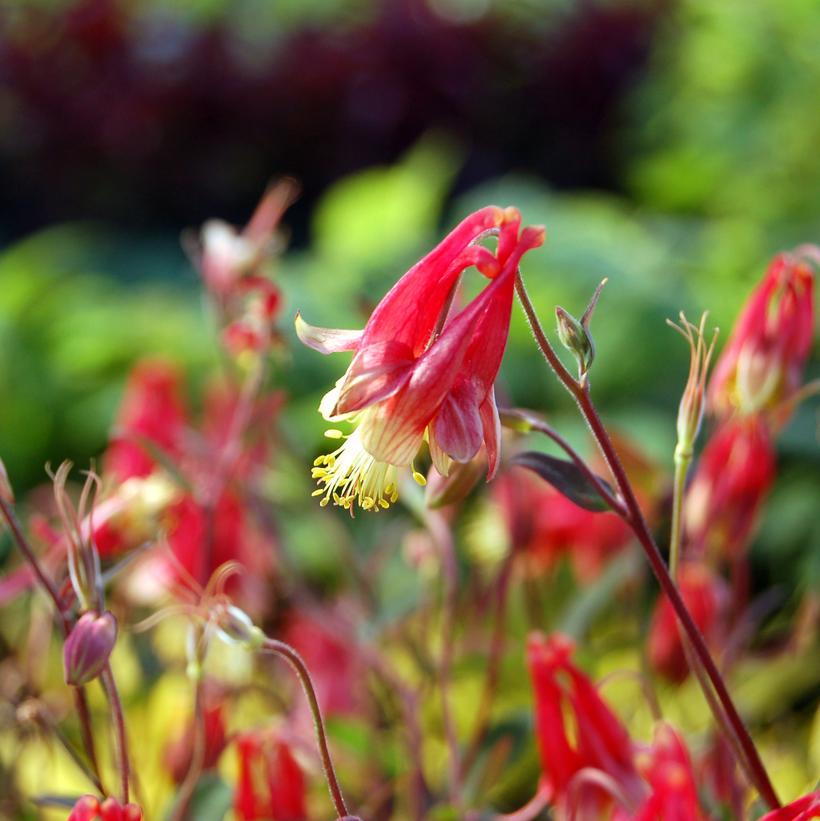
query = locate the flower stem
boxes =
[101,664,131,804]
[0,494,104,788]
[262,638,350,818]
[515,272,781,811]
[668,453,691,579]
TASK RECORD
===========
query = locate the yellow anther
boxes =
[319,497,329,507]
[324,429,344,439]
[412,471,427,486]
[378,499,390,509]
[311,488,325,497]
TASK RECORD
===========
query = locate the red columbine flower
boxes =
[234,730,307,821]
[758,790,820,821]
[67,796,142,821]
[527,633,644,815]
[709,248,816,422]
[684,416,776,559]
[632,724,705,821]
[647,562,725,683]
[297,206,544,511]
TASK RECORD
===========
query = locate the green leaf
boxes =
[511,451,614,512]
[165,774,233,821]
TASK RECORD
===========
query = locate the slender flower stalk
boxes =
[514,270,781,810]
[261,638,350,818]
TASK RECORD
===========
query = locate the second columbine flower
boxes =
[297,206,544,511]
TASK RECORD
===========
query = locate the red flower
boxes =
[526,633,644,813]
[104,360,186,483]
[495,467,632,580]
[684,417,776,559]
[234,731,307,821]
[632,724,705,821]
[647,562,725,683]
[298,207,543,511]
[67,796,142,821]
[165,680,229,784]
[709,249,816,421]
[758,790,820,821]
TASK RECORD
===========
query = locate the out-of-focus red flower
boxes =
[758,790,820,821]
[165,680,229,785]
[189,181,297,298]
[104,360,187,482]
[67,795,142,821]
[298,207,543,512]
[284,613,359,720]
[685,417,776,560]
[234,730,307,821]
[631,724,705,821]
[495,467,632,581]
[698,733,746,818]
[98,360,278,606]
[709,249,816,422]
[647,562,725,683]
[527,633,644,814]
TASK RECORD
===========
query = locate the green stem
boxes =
[669,451,691,579]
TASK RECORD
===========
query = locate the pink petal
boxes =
[361,207,507,355]
[433,379,484,463]
[334,340,415,415]
[480,389,502,480]
[295,312,363,354]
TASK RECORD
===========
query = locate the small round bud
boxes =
[63,611,118,686]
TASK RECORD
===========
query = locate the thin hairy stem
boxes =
[262,638,349,818]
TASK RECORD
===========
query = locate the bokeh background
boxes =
[0,0,819,815]
[2,0,817,576]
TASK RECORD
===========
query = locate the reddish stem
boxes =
[515,272,781,811]
[0,495,104,787]
[262,638,350,818]
[101,664,131,804]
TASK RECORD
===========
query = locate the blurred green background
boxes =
[0,0,818,586]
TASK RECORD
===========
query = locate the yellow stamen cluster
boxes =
[312,428,401,512]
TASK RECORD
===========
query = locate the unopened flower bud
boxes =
[68,795,143,821]
[64,611,118,686]
[555,305,595,376]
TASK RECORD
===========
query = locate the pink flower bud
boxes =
[63,611,118,686]
[67,796,143,821]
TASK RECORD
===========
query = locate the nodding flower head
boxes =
[297,206,544,512]
[709,248,816,423]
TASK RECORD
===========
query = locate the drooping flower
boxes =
[297,206,544,511]
[709,248,816,422]
[684,416,776,560]
[631,724,705,821]
[526,633,645,815]
[647,562,725,683]
[234,730,307,821]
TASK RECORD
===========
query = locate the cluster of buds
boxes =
[185,181,298,360]
[298,206,544,512]
[527,633,708,819]
[67,796,142,821]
